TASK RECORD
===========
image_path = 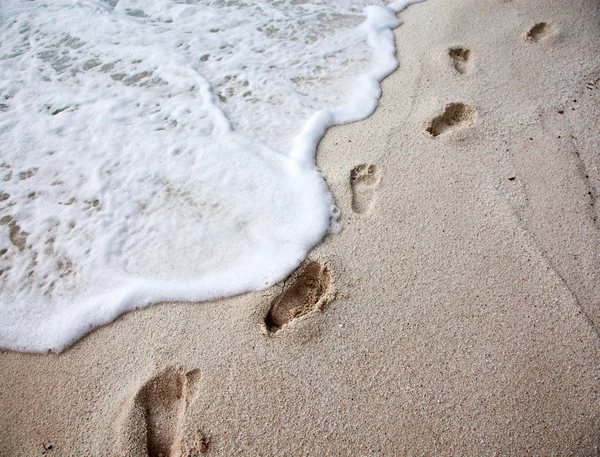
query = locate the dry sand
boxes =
[1,0,600,455]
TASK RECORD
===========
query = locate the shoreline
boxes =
[1,0,600,455]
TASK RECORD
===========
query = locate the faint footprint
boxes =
[523,22,556,42]
[115,366,202,457]
[350,164,381,214]
[264,260,333,333]
[448,47,472,74]
[426,103,476,137]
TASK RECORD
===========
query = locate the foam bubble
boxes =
[0,0,422,352]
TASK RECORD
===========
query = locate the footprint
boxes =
[426,103,476,137]
[0,216,28,252]
[264,260,333,333]
[448,47,472,74]
[523,22,556,42]
[350,164,381,214]
[115,366,203,457]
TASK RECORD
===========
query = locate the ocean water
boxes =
[0,0,420,352]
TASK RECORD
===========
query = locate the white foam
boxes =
[0,0,422,352]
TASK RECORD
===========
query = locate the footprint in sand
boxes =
[448,47,472,74]
[350,164,381,215]
[264,260,333,333]
[523,22,556,42]
[115,366,206,457]
[426,103,476,137]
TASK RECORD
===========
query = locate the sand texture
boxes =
[1,0,600,455]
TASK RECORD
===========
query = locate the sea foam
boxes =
[0,0,421,352]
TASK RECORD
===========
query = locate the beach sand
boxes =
[1,0,600,455]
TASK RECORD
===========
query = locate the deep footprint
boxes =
[115,366,202,457]
[426,103,476,137]
[448,47,472,74]
[524,22,556,42]
[350,164,381,214]
[264,260,332,333]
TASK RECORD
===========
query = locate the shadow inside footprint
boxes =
[350,164,381,215]
[426,103,476,137]
[524,22,556,42]
[115,367,202,457]
[448,47,472,74]
[264,260,332,333]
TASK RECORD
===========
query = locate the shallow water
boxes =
[0,0,419,351]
